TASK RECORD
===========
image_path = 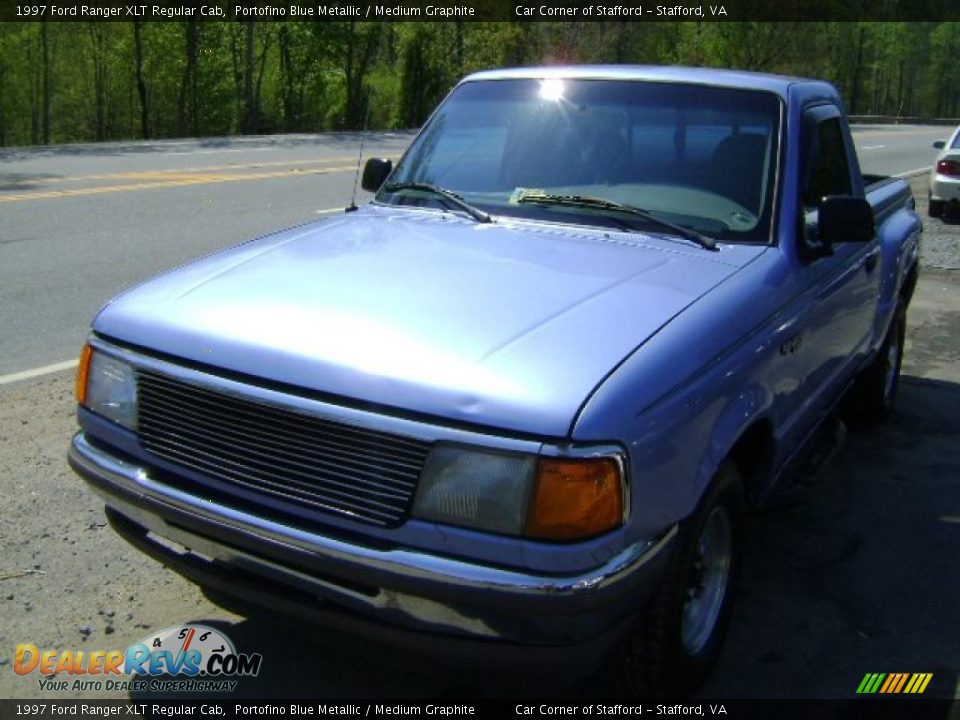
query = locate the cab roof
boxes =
[460,65,834,101]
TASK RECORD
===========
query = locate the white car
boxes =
[929,125,960,218]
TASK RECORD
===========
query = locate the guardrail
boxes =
[849,115,959,126]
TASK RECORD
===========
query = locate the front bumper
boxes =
[69,432,676,667]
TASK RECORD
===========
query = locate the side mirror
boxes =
[361,158,393,193]
[933,140,945,150]
[819,195,874,245]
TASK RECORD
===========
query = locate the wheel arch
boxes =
[725,418,776,507]
[696,383,777,511]
[901,261,919,307]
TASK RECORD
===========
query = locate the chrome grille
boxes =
[135,371,429,527]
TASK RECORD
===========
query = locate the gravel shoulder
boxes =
[1,176,958,700]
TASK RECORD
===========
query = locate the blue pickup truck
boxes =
[69,66,921,694]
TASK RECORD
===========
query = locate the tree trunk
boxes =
[895,60,904,117]
[177,20,199,136]
[133,22,150,139]
[278,24,293,130]
[88,23,107,141]
[454,21,464,76]
[0,62,7,145]
[613,21,630,63]
[399,31,424,127]
[343,22,357,129]
[848,25,866,115]
[41,20,51,144]
[229,24,243,132]
[242,21,257,134]
[343,23,378,130]
[30,37,39,145]
[253,27,272,131]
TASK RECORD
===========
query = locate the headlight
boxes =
[413,445,536,535]
[76,345,138,431]
[413,444,625,541]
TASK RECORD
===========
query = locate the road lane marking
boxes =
[164,147,275,156]
[0,165,356,203]
[895,167,930,178]
[861,145,886,150]
[852,128,948,136]
[18,156,361,185]
[0,359,78,386]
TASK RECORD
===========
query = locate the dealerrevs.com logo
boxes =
[13,624,262,693]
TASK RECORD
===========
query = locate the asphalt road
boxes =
[0,124,948,378]
[0,132,415,377]
[850,123,948,177]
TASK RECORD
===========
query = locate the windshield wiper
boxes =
[382,182,493,224]
[516,191,717,251]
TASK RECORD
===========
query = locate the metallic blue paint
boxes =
[73,66,922,652]
[94,206,760,438]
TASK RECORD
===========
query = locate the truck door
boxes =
[794,105,881,422]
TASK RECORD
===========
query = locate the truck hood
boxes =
[95,206,764,436]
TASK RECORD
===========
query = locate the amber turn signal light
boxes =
[75,344,93,405]
[525,457,624,540]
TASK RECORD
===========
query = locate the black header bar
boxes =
[2,0,959,23]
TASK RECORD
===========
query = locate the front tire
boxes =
[616,463,744,697]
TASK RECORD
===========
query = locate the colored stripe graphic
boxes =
[879,674,896,693]
[857,672,932,694]
[912,673,933,694]
[857,673,886,694]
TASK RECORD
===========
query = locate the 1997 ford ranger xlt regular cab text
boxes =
[69,66,921,695]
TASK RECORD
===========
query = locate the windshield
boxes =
[380,78,782,244]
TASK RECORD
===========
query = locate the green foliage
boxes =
[1,21,958,147]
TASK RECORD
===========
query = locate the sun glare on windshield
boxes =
[538,78,565,102]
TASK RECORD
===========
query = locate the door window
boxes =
[802,116,851,210]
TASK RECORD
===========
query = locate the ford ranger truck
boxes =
[69,66,921,695]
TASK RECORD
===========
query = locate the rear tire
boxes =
[928,197,944,219]
[616,463,744,697]
[845,300,906,428]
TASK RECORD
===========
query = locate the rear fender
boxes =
[870,204,921,354]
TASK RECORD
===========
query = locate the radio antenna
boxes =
[345,97,374,213]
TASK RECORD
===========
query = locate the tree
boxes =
[242,21,255,133]
[930,23,960,117]
[86,22,110,141]
[1,20,958,148]
[340,22,381,130]
[133,21,150,138]
[41,20,50,144]
[177,19,199,136]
